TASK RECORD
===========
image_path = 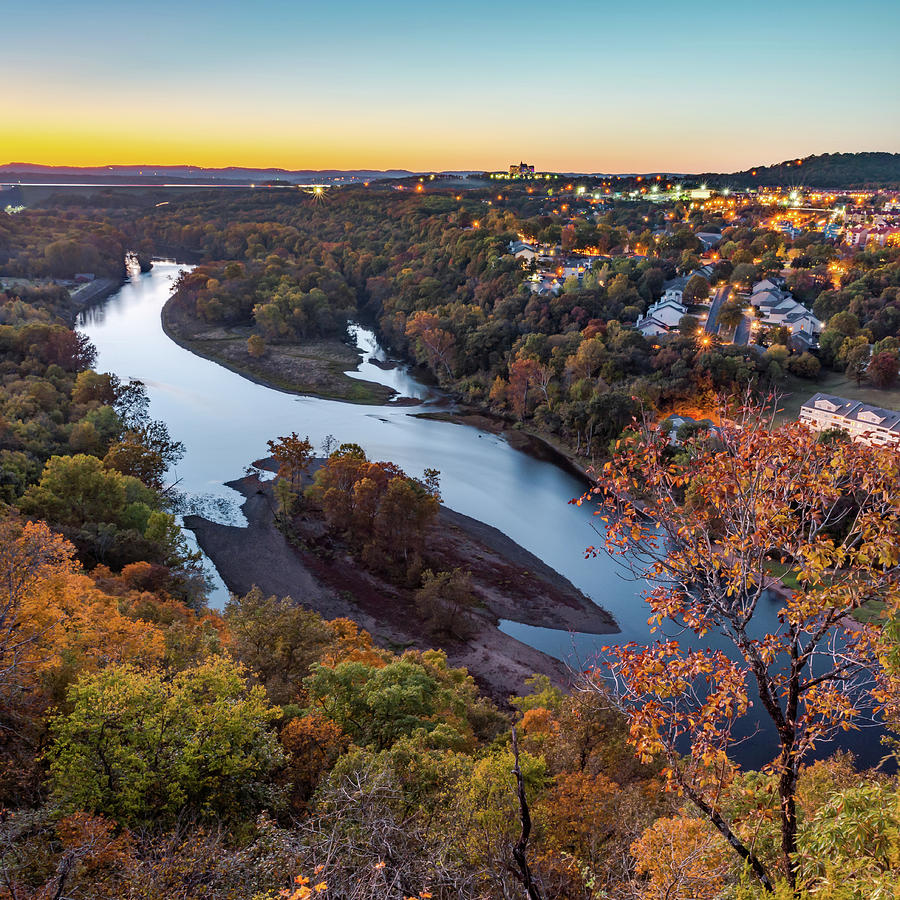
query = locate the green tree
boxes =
[716,299,745,333]
[20,454,156,530]
[46,657,282,824]
[683,274,710,304]
[304,657,464,751]
[843,340,871,386]
[224,587,335,705]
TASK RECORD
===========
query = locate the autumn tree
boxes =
[305,448,439,575]
[247,333,267,358]
[580,401,900,891]
[0,517,75,703]
[224,587,336,705]
[280,712,349,811]
[631,815,732,900]
[867,349,900,389]
[267,431,314,492]
[405,311,456,380]
[415,567,477,639]
[508,357,543,419]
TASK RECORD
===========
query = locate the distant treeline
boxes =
[704,151,900,190]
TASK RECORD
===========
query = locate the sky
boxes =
[4,0,900,173]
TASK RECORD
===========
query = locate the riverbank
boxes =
[413,409,596,487]
[69,276,122,312]
[161,293,397,405]
[184,468,617,703]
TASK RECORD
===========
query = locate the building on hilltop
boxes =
[509,161,535,176]
[799,393,900,447]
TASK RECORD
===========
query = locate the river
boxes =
[77,261,884,768]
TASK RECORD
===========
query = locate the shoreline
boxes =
[160,293,400,406]
[184,469,617,702]
[413,409,596,487]
[160,285,597,482]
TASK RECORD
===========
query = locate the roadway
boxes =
[705,284,731,334]
[733,311,753,346]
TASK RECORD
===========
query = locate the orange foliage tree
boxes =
[630,815,731,900]
[0,517,76,702]
[405,311,456,380]
[280,712,349,811]
[267,431,314,492]
[579,403,900,890]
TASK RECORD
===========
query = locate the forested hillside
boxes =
[707,151,900,189]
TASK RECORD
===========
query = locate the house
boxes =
[559,259,593,279]
[663,414,719,446]
[752,277,785,294]
[799,394,900,447]
[660,288,684,305]
[696,232,722,250]
[509,162,535,176]
[527,274,561,295]
[782,309,821,337]
[636,316,673,337]
[790,331,817,353]
[509,240,539,262]
[635,294,688,336]
[844,225,900,248]
[750,281,821,337]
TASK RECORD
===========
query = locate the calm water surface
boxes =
[78,263,883,767]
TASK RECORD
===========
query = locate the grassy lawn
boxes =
[776,370,900,424]
[765,560,889,625]
[765,560,801,591]
[852,600,888,625]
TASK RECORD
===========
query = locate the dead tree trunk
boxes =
[511,726,544,900]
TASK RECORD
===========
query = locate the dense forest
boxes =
[106,184,900,459]
[1,190,899,898]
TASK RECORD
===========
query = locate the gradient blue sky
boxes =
[5,0,899,172]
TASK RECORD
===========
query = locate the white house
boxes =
[752,277,785,294]
[799,394,900,447]
[636,316,672,337]
[751,285,821,337]
[641,295,688,328]
[635,294,688,337]
[660,288,684,305]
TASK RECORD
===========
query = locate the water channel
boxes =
[77,261,882,768]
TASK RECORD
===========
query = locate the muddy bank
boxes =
[185,472,617,702]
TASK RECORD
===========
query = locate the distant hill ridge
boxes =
[0,163,422,184]
[704,152,900,190]
[3,152,899,188]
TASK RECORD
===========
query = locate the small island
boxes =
[185,440,616,701]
